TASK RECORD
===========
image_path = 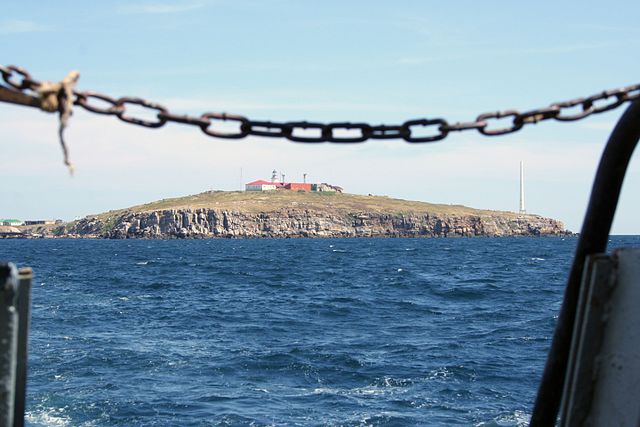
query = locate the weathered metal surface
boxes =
[0,264,18,427]
[587,249,640,426]
[13,268,32,427]
[559,255,615,426]
[0,264,32,427]
[0,86,41,109]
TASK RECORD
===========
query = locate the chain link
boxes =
[201,112,248,139]
[2,64,639,143]
[74,91,123,115]
[114,97,168,128]
[0,65,40,91]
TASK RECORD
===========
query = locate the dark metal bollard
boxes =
[14,267,32,427]
[0,264,19,427]
[0,264,32,427]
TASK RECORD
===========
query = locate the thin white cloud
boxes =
[517,42,620,55]
[159,96,420,114]
[582,121,617,131]
[572,23,640,35]
[118,1,206,14]
[397,41,629,66]
[0,19,47,34]
[397,54,467,65]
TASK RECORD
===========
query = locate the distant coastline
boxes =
[2,191,570,239]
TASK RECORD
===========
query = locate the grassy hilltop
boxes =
[93,190,519,220]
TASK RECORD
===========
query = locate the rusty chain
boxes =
[2,64,640,143]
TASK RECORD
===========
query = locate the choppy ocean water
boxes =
[2,236,639,426]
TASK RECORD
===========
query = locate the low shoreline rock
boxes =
[58,208,569,239]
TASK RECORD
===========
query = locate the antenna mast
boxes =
[519,161,526,214]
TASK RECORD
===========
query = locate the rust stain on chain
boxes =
[2,64,639,144]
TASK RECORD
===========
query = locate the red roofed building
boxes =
[245,180,277,191]
[246,172,342,193]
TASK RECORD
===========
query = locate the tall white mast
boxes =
[519,161,526,214]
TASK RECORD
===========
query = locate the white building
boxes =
[245,180,277,191]
[1,219,24,226]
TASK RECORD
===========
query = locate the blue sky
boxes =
[1,1,639,233]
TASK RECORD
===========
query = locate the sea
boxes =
[1,236,639,426]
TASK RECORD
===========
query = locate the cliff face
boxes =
[65,208,568,239]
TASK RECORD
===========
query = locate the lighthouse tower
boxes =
[519,161,526,214]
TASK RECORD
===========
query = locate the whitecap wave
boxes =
[475,410,530,427]
[25,407,72,427]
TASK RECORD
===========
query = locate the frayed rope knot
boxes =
[37,70,80,175]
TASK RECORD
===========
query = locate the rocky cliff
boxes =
[64,201,568,239]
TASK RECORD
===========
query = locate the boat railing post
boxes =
[0,264,32,427]
[14,268,32,427]
[0,264,19,427]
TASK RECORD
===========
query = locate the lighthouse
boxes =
[519,161,526,214]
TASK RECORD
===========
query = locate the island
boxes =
[5,190,571,239]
